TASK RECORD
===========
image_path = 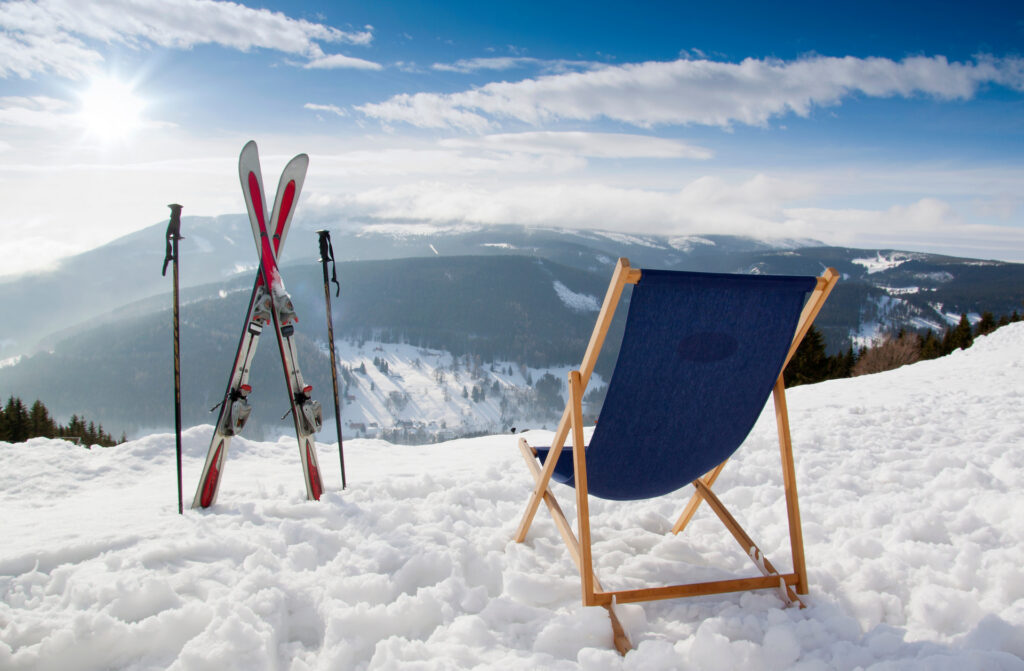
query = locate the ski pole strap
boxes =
[317,230,340,297]
[163,204,184,276]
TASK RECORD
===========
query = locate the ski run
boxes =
[2,323,1024,669]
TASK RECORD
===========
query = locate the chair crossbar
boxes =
[594,573,801,606]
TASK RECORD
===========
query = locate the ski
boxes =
[191,145,310,508]
[240,141,325,502]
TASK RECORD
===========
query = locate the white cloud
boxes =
[0,0,373,79]
[0,96,74,129]
[361,93,493,133]
[784,199,1024,259]
[439,131,712,159]
[303,54,383,71]
[358,54,1024,132]
[297,171,1024,263]
[310,175,816,235]
[310,147,585,177]
[304,103,348,117]
[0,29,103,79]
[433,56,539,72]
[431,56,598,74]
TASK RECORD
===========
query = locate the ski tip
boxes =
[284,153,310,172]
[239,140,259,165]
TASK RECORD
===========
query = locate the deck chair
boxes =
[514,258,838,654]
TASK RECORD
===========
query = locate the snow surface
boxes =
[319,341,599,441]
[3,324,1024,669]
[667,235,716,252]
[0,354,21,369]
[357,224,483,238]
[852,253,920,274]
[552,282,600,313]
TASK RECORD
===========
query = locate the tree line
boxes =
[0,396,123,446]
[785,309,1021,387]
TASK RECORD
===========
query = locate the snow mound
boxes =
[2,323,1024,669]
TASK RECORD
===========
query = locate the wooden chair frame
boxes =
[514,258,838,654]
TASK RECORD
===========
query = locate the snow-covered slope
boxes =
[326,340,604,442]
[2,324,1024,669]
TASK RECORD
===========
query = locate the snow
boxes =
[883,286,920,296]
[0,354,21,369]
[852,252,921,274]
[667,235,716,252]
[3,324,1024,669]
[357,224,482,238]
[588,232,665,250]
[552,281,600,313]
[324,341,600,441]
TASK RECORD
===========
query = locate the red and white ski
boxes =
[192,142,323,507]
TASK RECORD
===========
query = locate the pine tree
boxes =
[28,400,56,438]
[946,314,974,351]
[975,311,996,337]
[920,330,944,360]
[3,397,29,443]
[784,325,829,387]
[828,345,856,378]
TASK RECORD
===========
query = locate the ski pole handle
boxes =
[163,204,184,276]
[316,230,340,297]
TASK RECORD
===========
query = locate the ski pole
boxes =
[317,230,346,489]
[162,204,184,514]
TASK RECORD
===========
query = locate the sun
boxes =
[77,76,146,143]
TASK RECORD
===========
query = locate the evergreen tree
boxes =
[975,311,996,337]
[945,314,974,351]
[784,325,830,387]
[28,400,56,438]
[534,373,564,410]
[920,330,944,360]
[828,345,856,379]
[3,397,29,443]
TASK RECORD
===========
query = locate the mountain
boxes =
[0,217,805,358]
[0,255,618,439]
[1,219,1022,439]
[2,219,1022,359]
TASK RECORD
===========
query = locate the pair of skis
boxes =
[192,141,324,508]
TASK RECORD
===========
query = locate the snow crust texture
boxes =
[3,324,1024,669]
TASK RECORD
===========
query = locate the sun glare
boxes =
[77,76,146,143]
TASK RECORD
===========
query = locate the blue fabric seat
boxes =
[535,269,816,501]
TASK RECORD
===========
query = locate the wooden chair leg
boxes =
[517,438,634,654]
[773,378,808,595]
[692,479,805,607]
[672,460,728,534]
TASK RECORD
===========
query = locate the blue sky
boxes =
[1,0,1023,276]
